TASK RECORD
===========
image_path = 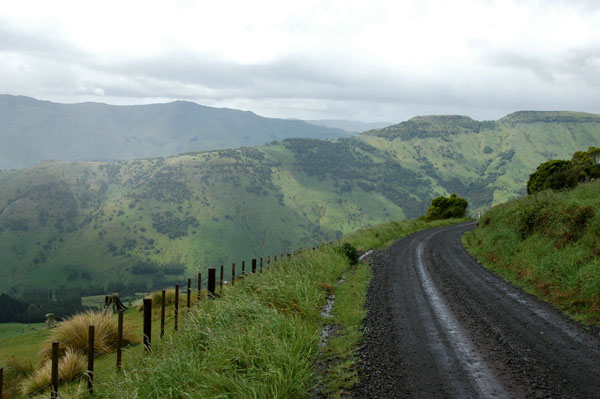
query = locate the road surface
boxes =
[353,222,600,398]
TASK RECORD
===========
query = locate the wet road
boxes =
[353,222,600,398]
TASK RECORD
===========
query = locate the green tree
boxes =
[526,160,572,194]
[527,147,600,195]
[425,193,468,220]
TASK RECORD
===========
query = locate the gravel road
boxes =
[353,222,600,398]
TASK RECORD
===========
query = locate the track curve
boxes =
[353,222,600,398]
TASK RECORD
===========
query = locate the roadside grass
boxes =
[0,308,147,398]
[2,217,468,398]
[315,217,470,398]
[94,249,347,398]
[463,180,600,327]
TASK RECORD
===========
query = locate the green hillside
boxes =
[0,95,350,170]
[464,179,600,326]
[1,110,600,301]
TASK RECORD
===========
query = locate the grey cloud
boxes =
[0,15,598,122]
[0,18,87,64]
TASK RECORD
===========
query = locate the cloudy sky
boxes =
[0,0,599,122]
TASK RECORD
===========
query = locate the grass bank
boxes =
[299,217,470,398]
[464,180,600,327]
[1,217,467,398]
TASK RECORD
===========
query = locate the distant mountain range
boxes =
[0,95,351,170]
[2,109,600,295]
[305,119,392,133]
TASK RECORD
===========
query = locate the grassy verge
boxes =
[463,180,600,327]
[315,217,470,398]
[90,248,345,398]
[1,217,468,398]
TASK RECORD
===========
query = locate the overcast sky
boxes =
[0,0,599,122]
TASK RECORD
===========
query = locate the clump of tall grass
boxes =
[21,348,86,396]
[40,310,139,360]
[1,357,36,398]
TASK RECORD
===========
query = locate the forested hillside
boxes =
[1,110,599,303]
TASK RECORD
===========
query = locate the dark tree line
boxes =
[0,288,83,323]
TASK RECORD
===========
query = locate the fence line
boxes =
[3,248,323,397]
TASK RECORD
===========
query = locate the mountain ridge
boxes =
[0,94,350,169]
[1,109,600,297]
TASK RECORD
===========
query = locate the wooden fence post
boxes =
[260,257,263,273]
[197,273,202,300]
[117,310,123,372]
[232,263,236,286]
[187,279,191,308]
[252,259,257,273]
[143,298,152,351]
[220,266,224,290]
[208,267,216,297]
[87,325,94,395]
[174,284,179,331]
[274,255,277,262]
[160,290,166,339]
[241,260,245,276]
[51,341,59,398]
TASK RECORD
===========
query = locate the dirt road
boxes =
[353,222,600,398]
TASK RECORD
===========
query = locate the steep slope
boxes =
[359,111,600,207]
[0,95,350,170]
[1,111,600,296]
[465,178,600,326]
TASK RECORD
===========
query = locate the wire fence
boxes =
[1,248,321,398]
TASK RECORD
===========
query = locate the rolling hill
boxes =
[1,110,600,298]
[0,95,351,170]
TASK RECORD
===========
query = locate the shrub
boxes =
[336,243,359,265]
[527,160,572,194]
[516,201,547,238]
[425,193,468,220]
[527,147,600,194]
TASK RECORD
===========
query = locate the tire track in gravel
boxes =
[353,222,600,398]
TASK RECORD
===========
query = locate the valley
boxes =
[1,110,600,309]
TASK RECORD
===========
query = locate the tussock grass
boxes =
[1,357,36,399]
[40,310,140,360]
[21,348,86,396]
[464,180,600,326]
